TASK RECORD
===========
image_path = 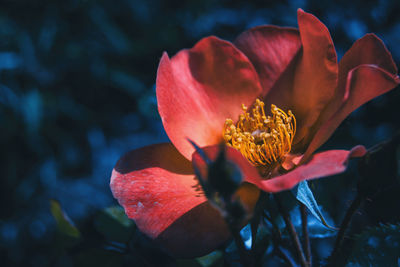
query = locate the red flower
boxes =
[110,9,399,258]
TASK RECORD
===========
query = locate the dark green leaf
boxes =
[50,199,80,239]
[176,251,223,267]
[94,206,135,243]
[74,248,123,267]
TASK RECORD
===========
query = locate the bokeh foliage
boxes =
[1,0,400,266]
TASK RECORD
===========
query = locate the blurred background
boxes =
[1,0,400,266]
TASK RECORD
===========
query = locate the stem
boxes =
[276,246,296,267]
[250,192,267,252]
[263,211,282,240]
[274,194,308,267]
[329,193,363,263]
[263,211,295,267]
[300,204,311,266]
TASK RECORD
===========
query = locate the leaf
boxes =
[50,199,80,239]
[94,206,135,243]
[176,251,223,267]
[294,181,337,229]
[223,223,273,265]
[196,251,224,267]
[74,248,124,267]
[290,205,336,239]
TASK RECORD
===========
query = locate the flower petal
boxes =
[156,201,230,258]
[253,146,367,193]
[304,34,398,150]
[157,37,262,160]
[192,145,365,193]
[338,34,397,78]
[303,64,400,160]
[110,143,230,257]
[290,9,338,144]
[234,25,301,97]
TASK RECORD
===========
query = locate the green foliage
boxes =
[74,248,123,267]
[50,199,81,248]
[177,251,224,267]
[94,206,135,243]
[349,223,400,266]
[2,1,400,265]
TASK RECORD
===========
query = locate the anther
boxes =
[223,99,296,169]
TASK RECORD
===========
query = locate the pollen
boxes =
[223,99,296,168]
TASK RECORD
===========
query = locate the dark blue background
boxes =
[1,0,399,266]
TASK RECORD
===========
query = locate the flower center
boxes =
[223,99,296,168]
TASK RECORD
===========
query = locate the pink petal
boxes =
[156,201,231,258]
[234,25,301,97]
[157,37,262,160]
[304,34,398,150]
[110,143,230,257]
[281,153,303,171]
[193,145,365,193]
[338,34,397,80]
[290,9,338,144]
[303,64,400,160]
[253,146,367,193]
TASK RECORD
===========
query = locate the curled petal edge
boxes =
[252,145,367,193]
[303,64,400,160]
[193,144,366,194]
[304,33,398,150]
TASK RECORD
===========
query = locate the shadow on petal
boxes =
[234,25,301,97]
[114,142,193,175]
[304,33,399,150]
[304,65,400,159]
[157,36,262,161]
[292,9,338,143]
[111,143,232,258]
[156,201,230,258]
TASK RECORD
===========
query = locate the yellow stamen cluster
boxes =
[223,99,296,167]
